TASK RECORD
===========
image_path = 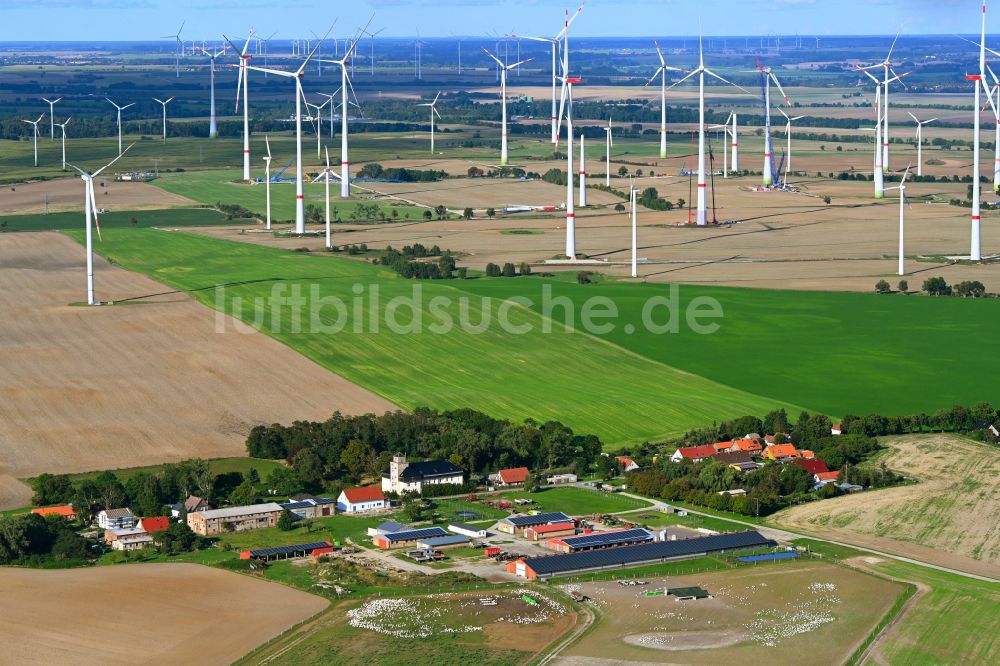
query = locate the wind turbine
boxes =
[262,135,273,231]
[312,147,341,248]
[885,166,911,276]
[645,40,683,159]
[22,113,44,167]
[482,48,532,166]
[55,117,71,170]
[603,117,613,187]
[984,66,1000,193]
[754,62,791,186]
[418,92,442,154]
[246,26,332,233]
[152,96,175,143]
[317,17,373,200]
[306,97,331,160]
[777,107,805,174]
[198,44,228,138]
[68,144,133,306]
[317,91,341,138]
[557,72,581,257]
[105,98,134,156]
[729,112,739,172]
[861,88,886,198]
[669,34,752,225]
[579,134,587,206]
[857,33,904,173]
[41,97,61,140]
[514,4,583,146]
[224,30,256,182]
[629,177,639,278]
[907,112,937,177]
[162,21,185,77]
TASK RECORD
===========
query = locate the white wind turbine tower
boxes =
[262,135,273,230]
[755,63,791,187]
[225,31,256,182]
[729,112,739,172]
[777,107,805,174]
[152,96,175,143]
[55,117,71,170]
[41,97,61,140]
[579,134,587,206]
[885,165,911,276]
[483,48,532,166]
[162,21,185,77]
[106,98,134,156]
[317,18,373,200]
[668,34,750,225]
[318,91,340,138]
[306,97,331,160]
[629,177,639,278]
[68,144,133,306]
[22,113,44,167]
[907,112,936,177]
[645,40,683,159]
[865,87,885,199]
[418,92,442,154]
[603,117,613,187]
[557,73,581,257]
[313,147,342,248]
[857,34,903,173]
[514,3,584,146]
[198,44,228,138]
[246,29,332,233]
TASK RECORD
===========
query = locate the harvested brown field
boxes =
[556,561,903,665]
[0,563,328,665]
[0,232,396,508]
[0,178,194,215]
[775,434,1000,578]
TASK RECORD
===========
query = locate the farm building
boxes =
[546,473,577,485]
[494,467,530,487]
[97,508,135,530]
[448,522,487,538]
[336,486,386,513]
[104,527,147,543]
[670,444,717,463]
[524,522,577,541]
[814,470,840,486]
[497,512,574,536]
[416,534,470,550]
[615,456,639,471]
[111,534,154,551]
[372,526,449,549]
[279,497,337,519]
[186,502,283,536]
[712,450,755,467]
[240,541,335,562]
[171,495,210,518]
[381,454,464,494]
[136,516,171,533]
[368,520,406,537]
[793,459,829,475]
[763,444,800,461]
[546,528,655,554]
[508,531,777,580]
[31,505,77,520]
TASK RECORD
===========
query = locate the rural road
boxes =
[608,488,1000,584]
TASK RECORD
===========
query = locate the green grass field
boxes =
[68,228,797,443]
[502,486,651,515]
[215,513,384,551]
[0,207,244,232]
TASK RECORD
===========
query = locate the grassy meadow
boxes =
[0,206,242,232]
[66,227,804,444]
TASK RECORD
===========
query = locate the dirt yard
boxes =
[0,178,195,215]
[556,561,902,665]
[775,434,1000,578]
[0,563,328,665]
[0,232,396,508]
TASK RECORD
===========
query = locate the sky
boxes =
[0,0,982,41]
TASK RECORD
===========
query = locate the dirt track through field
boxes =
[0,232,396,507]
[0,564,328,665]
[776,435,1000,575]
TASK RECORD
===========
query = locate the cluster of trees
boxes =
[378,245,459,280]
[839,402,998,438]
[245,408,604,495]
[636,186,676,211]
[215,202,258,220]
[357,163,446,182]
[0,513,91,565]
[327,243,369,255]
[485,262,531,278]
[922,277,988,298]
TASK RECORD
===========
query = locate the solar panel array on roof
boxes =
[417,535,471,547]
[382,527,449,542]
[503,512,572,527]
[523,531,776,577]
[248,541,332,557]
[558,528,654,550]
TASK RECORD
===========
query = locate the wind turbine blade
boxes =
[67,164,87,177]
[886,31,900,61]
[907,111,918,123]
[343,15,373,61]
[704,69,757,98]
[666,69,699,90]
[300,22,337,73]
[858,68,881,84]
[770,72,790,105]
[88,180,102,242]
[265,134,271,159]
[508,57,533,70]
[556,78,568,137]
[643,71,660,88]
[432,91,441,105]
[654,39,665,67]
[482,47,504,67]
[92,142,135,177]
